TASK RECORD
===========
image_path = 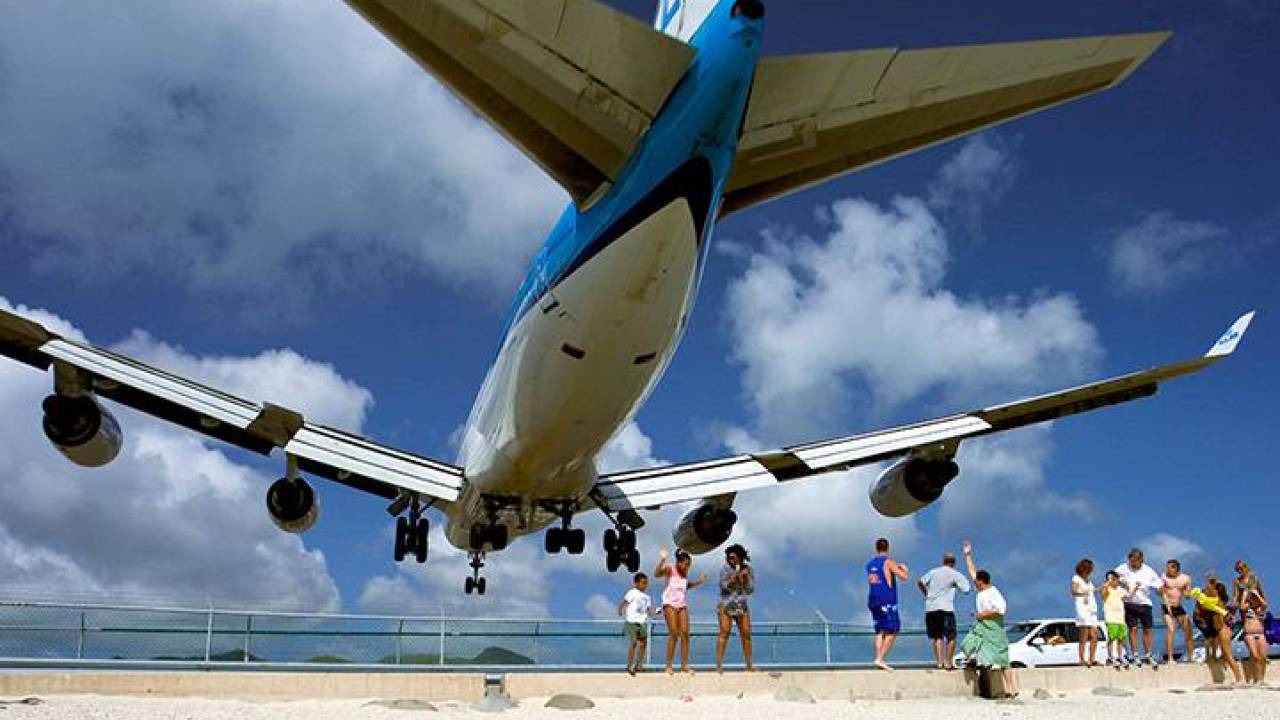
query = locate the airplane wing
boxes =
[723,32,1170,215]
[342,0,696,205]
[0,308,463,504]
[593,312,1254,512]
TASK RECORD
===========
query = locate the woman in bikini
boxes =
[1241,588,1269,685]
[655,548,707,675]
[1210,580,1245,684]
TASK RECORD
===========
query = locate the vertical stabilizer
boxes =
[654,0,721,43]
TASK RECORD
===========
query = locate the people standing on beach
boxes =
[957,540,1017,698]
[618,572,657,676]
[1232,560,1266,609]
[1114,548,1162,666]
[866,537,909,671]
[1102,570,1130,668]
[919,551,971,670]
[1159,559,1194,665]
[655,548,707,675]
[715,543,756,674]
[1209,579,1245,684]
[1070,559,1100,667]
[1240,584,1269,685]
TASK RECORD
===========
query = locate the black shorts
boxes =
[925,610,957,641]
[1125,603,1154,630]
[1162,603,1187,619]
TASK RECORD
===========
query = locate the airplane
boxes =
[0,0,1255,596]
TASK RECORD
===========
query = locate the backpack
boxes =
[1266,612,1280,645]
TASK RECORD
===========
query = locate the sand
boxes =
[0,687,1276,720]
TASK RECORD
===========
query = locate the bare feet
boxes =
[665,666,674,676]
[874,660,894,672]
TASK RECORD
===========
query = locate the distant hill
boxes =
[382,646,534,666]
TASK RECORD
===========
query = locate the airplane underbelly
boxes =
[460,198,699,512]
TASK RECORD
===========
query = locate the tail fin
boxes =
[654,0,721,42]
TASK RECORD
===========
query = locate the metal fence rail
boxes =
[0,599,964,671]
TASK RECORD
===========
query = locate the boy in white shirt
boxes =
[618,573,656,675]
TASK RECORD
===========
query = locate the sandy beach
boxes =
[1,686,1276,720]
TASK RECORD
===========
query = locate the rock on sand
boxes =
[544,694,594,711]
[773,687,816,704]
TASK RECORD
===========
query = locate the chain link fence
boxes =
[0,600,969,670]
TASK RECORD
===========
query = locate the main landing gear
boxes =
[544,504,586,555]
[465,553,487,595]
[392,496,429,564]
[604,527,640,574]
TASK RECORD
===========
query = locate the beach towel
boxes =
[960,617,1010,669]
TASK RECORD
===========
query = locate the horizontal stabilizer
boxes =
[725,32,1170,214]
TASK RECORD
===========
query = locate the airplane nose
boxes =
[732,0,766,21]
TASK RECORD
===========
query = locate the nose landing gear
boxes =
[465,552,487,595]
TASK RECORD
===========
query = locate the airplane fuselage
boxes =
[447,6,762,550]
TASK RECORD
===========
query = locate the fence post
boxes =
[243,615,252,663]
[396,618,404,665]
[438,618,446,666]
[823,621,832,666]
[532,621,540,665]
[646,619,653,667]
[204,609,213,662]
[76,611,85,660]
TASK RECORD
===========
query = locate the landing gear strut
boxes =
[544,503,586,555]
[464,552,487,595]
[469,498,510,552]
[392,496,429,564]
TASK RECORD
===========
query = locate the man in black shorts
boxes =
[919,551,970,670]
[1114,548,1162,666]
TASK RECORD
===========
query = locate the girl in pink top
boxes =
[655,548,707,674]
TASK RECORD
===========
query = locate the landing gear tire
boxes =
[603,529,618,553]
[394,517,410,562]
[606,551,621,573]
[565,528,586,555]
[412,519,429,563]
[625,549,641,573]
[545,527,564,554]
[465,552,487,595]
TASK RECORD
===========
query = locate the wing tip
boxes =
[1205,310,1256,358]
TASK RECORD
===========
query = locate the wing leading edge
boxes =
[593,312,1255,512]
[724,32,1170,215]
[0,308,463,504]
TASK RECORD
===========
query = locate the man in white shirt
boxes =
[918,552,972,670]
[1114,547,1163,666]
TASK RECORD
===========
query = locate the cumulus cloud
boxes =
[584,594,618,621]
[0,298,349,610]
[1104,211,1230,293]
[1132,532,1208,568]
[927,133,1019,232]
[725,196,1101,439]
[0,0,565,316]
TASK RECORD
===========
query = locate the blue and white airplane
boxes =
[0,0,1254,595]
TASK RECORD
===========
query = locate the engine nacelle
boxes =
[869,457,960,517]
[266,477,320,534]
[41,394,123,468]
[672,502,738,555]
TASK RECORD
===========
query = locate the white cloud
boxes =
[927,133,1019,231]
[0,0,565,315]
[1132,532,1208,568]
[725,196,1101,439]
[0,298,349,610]
[584,593,619,621]
[1104,211,1230,293]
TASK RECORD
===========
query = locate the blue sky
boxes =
[0,0,1276,624]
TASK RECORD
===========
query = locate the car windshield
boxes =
[1009,622,1040,640]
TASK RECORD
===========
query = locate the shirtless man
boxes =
[1160,559,1194,665]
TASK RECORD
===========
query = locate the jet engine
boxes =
[41,394,123,468]
[869,456,960,517]
[672,502,738,555]
[266,477,320,534]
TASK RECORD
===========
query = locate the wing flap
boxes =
[725,32,1170,214]
[343,0,695,203]
[594,312,1252,512]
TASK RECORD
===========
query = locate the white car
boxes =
[955,618,1116,669]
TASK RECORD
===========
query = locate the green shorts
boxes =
[625,623,648,641]
[1106,622,1128,642]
